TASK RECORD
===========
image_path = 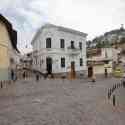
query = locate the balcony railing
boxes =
[67,46,80,51]
[67,46,81,55]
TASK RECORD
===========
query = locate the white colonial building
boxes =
[31,24,87,76]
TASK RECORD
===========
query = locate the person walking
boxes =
[23,72,26,80]
[105,68,108,78]
[36,73,39,81]
[11,70,14,81]
[91,74,96,82]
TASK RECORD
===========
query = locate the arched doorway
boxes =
[88,66,93,78]
[69,61,76,79]
[46,57,52,74]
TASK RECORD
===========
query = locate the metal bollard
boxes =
[112,85,114,92]
[117,83,118,89]
[119,83,120,88]
[109,88,111,97]
[108,89,110,99]
[112,87,114,94]
[118,83,119,88]
[114,84,116,90]
[1,81,3,88]
[113,95,116,106]
[111,87,113,95]
[4,81,6,88]
[120,83,122,87]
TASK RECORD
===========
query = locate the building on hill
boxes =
[0,14,20,80]
[17,53,33,79]
[31,23,87,77]
[90,25,125,48]
[87,47,120,76]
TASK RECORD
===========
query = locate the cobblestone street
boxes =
[0,77,125,125]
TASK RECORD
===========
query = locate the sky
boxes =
[0,0,125,53]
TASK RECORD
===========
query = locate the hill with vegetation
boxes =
[87,25,125,48]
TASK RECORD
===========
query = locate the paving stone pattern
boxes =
[0,78,124,125]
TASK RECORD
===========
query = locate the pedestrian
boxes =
[91,74,96,82]
[23,72,25,80]
[36,74,39,81]
[44,73,48,79]
[105,68,108,78]
[11,70,14,81]
[13,72,17,82]
[113,95,116,106]
[51,73,54,79]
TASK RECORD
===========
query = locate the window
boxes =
[60,39,65,48]
[79,42,82,50]
[46,38,51,48]
[61,58,65,68]
[71,41,75,49]
[80,58,83,66]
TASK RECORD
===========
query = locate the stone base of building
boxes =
[52,70,87,79]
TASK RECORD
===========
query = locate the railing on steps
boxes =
[107,79,125,99]
[107,79,125,106]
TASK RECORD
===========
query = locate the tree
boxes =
[120,37,125,44]
[86,40,92,48]
[96,42,102,48]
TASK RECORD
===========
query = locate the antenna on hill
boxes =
[120,24,124,30]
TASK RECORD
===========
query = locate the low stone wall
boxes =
[52,70,87,79]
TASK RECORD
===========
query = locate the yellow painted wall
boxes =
[0,21,10,80]
[0,21,10,68]
[0,46,9,68]
[93,65,112,75]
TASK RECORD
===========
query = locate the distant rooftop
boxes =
[43,23,87,36]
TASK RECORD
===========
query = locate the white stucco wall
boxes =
[32,25,87,74]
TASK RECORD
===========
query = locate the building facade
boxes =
[31,24,87,77]
[87,47,120,76]
[0,14,19,80]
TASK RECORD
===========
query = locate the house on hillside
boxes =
[87,47,120,77]
[31,24,87,77]
[0,14,20,80]
[90,25,125,49]
[16,52,33,79]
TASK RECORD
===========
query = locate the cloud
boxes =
[0,0,48,53]
[47,0,125,38]
[0,0,125,53]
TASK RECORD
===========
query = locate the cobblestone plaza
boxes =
[0,77,125,125]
